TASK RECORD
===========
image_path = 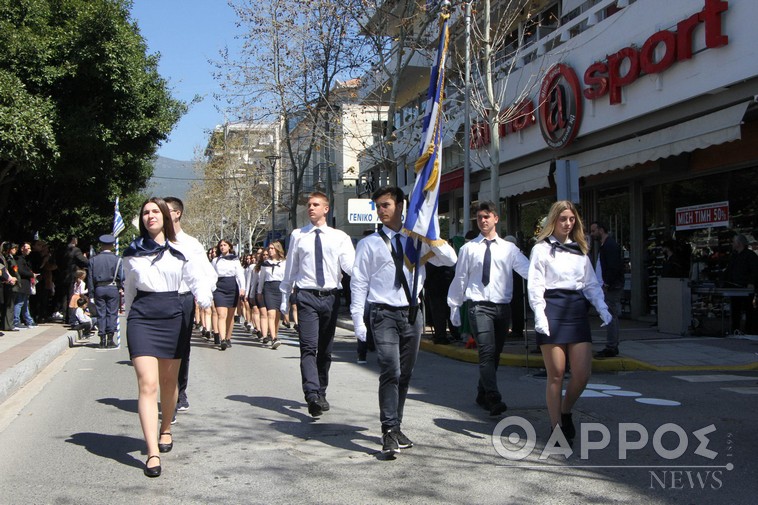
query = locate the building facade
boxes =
[359,0,758,325]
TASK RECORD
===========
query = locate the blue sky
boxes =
[130,1,241,162]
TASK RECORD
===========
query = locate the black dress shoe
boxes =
[561,412,576,441]
[158,432,173,453]
[317,395,330,412]
[144,455,161,477]
[220,339,227,350]
[489,401,508,417]
[226,339,232,348]
[594,347,619,358]
[475,392,489,411]
[307,399,323,417]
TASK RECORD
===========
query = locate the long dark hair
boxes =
[215,239,235,257]
[137,197,177,242]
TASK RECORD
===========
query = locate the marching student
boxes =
[351,186,457,456]
[447,201,530,417]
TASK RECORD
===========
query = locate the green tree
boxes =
[0,0,184,242]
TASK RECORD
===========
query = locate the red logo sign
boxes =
[538,64,583,150]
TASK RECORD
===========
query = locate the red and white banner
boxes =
[675,201,729,230]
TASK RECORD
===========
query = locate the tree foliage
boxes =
[0,0,185,243]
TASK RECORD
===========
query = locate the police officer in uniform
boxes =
[88,234,123,348]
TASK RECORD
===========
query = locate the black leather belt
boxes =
[299,288,339,297]
[375,303,409,311]
[469,300,506,307]
[95,281,116,287]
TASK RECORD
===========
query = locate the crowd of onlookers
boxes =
[0,236,92,335]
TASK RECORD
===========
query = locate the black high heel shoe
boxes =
[144,455,161,477]
[158,432,173,453]
[220,339,227,350]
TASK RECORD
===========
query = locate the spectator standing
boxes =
[1,242,18,331]
[279,191,355,417]
[447,202,530,416]
[590,222,625,358]
[723,234,758,334]
[57,236,89,317]
[350,186,457,456]
[13,242,37,329]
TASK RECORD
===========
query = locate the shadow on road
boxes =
[97,397,138,413]
[227,394,380,456]
[65,432,144,469]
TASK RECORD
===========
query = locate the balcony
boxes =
[358,45,433,103]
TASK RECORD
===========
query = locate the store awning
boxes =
[440,168,464,193]
[478,161,552,200]
[570,101,750,178]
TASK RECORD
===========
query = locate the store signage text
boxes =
[584,0,728,105]
[470,0,729,149]
[675,201,729,231]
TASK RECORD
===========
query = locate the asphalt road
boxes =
[0,322,756,504]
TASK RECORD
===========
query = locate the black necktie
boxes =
[393,234,404,289]
[314,229,325,287]
[482,239,492,286]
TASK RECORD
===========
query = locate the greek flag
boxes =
[113,197,126,237]
[402,10,450,266]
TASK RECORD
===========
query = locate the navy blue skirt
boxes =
[213,276,239,308]
[179,292,195,344]
[535,289,592,346]
[263,281,282,310]
[127,291,184,359]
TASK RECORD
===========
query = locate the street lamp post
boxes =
[266,155,281,244]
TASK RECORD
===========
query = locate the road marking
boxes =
[635,398,681,406]
[720,387,758,395]
[673,374,757,383]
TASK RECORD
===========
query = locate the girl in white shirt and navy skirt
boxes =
[257,241,286,349]
[527,200,611,446]
[211,240,246,350]
[123,197,213,477]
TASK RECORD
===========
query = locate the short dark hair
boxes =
[164,196,184,218]
[77,297,88,307]
[591,221,608,233]
[371,186,404,205]
[476,201,499,216]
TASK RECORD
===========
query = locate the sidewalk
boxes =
[0,323,79,405]
[335,310,758,373]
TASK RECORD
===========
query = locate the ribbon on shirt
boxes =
[123,237,187,264]
[546,238,584,257]
[219,253,238,261]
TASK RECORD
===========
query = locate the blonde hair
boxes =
[536,200,589,254]
[267,240,286,260]
[75,269,87,280]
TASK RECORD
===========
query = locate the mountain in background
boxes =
[148,156,195,201]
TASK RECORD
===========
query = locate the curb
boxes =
[338,317,758,372]
[0,332,73,406]
[419,340,758,373]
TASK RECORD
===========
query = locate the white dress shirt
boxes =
[212,255,246,293]
[123,244,213,315]
[279,223,355,311]
[447,234,530,312]
[257,259,286,293]
[245,264,258,295]
[173,230,217,294]
[527,236,609,334]
[350,229,457,341]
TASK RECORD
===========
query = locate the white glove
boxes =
[534,314,550,336]
[450,307,461,327]
[600,309,613,327]
[355,322,367,342]
[197,294,212,310]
